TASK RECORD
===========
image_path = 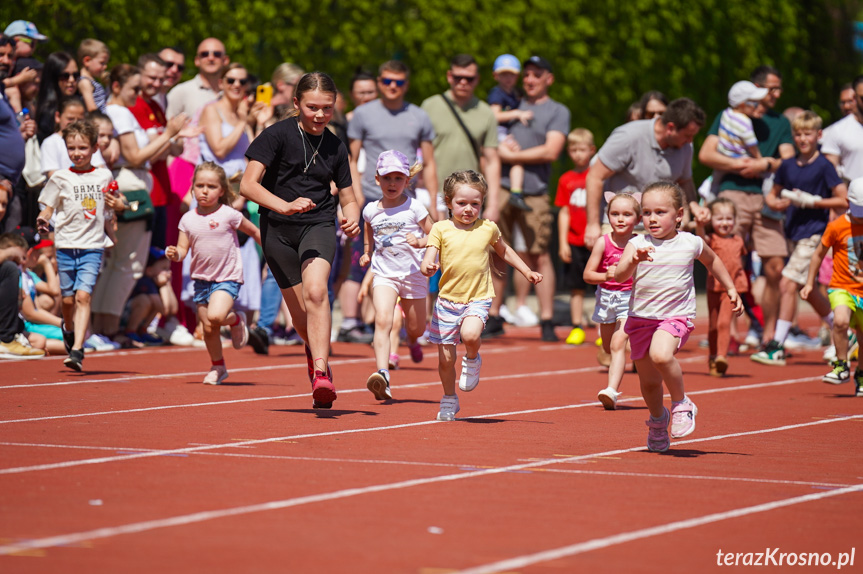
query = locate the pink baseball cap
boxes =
[376,150,410,177]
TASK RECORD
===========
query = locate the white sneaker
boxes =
[597,387,622,410]
[230,312,248,349]
[168,324,196,346]
[458,354,482,392]
[203,365,229,385]
[436,395,460,421]
[513,305,539,327]
[823,344,837,363]
[744,329,761,347]
[498,306,517,325]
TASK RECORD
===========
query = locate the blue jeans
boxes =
[257,268,281,335]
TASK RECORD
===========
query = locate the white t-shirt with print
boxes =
[362,196,429,280]
[38,167,114,249]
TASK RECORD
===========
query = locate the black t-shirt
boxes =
[245,117,352,224]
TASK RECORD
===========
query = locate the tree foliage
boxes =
[6,0,861,167]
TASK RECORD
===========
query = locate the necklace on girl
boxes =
[298,120,324,174]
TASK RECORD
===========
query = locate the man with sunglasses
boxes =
[156,47,186,111]
[421,54,501,222]
[343,60,438,343]
[699,65,796,350]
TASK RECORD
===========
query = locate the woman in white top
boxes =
[199,63,271,186]
[91,63,191,339]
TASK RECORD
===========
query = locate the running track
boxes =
[1,317,861,573]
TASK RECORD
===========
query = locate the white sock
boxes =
[775,320,792,345]
[822,312,834,329]
[341,318,360,330]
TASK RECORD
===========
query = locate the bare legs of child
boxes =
[436,315,484,421]
[197,290,246,385]
[635,330,697,452]
[368,291,426,401]
[61,290,92,371]
[597,320,628,410]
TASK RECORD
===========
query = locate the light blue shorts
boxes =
[193,280,242,305]
[56,249,104,297]
[429,297,491,346]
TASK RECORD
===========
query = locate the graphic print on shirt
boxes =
[569,186,586,208]
[373,219,404,254]
[74,183,104,220]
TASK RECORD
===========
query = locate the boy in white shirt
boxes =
[37,119,121,371]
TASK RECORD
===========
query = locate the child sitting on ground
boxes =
[124,247,172,347]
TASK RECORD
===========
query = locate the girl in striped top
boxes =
[615,182,742,452]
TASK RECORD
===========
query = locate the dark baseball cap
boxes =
[15,226,53,251]
[524,56,552,73]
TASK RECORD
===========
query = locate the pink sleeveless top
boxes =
[599,233,632,291]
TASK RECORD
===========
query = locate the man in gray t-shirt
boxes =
[584,98,708,249]
[489,56,570,342]
[348,61,437,202]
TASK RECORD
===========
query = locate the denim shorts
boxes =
[193,280,242,305]
[56,248,104,297]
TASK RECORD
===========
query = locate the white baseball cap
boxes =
[728,81,769,107]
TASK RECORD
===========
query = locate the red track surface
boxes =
[1,316,861,573]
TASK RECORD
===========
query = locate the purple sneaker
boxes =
[645,407,670,452]
[409,342,423,363]
[671,398,698,438]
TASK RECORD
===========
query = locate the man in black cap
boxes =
[487,55,570,341]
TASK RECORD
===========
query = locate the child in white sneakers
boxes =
[166,162,260,385]
[583,191,640,410]
[359,150,432,400]
[421,170,542,421]
[615,182,743,451]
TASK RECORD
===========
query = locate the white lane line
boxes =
[0,414,860,556]
[0,374,823,473]
[0,354,713,424]
[454,483,863,574]
[0,345,528,390]
[0,440,850,489]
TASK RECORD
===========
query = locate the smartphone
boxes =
[256,83,273,106]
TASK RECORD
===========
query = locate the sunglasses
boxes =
[59,72,81,81]
[198,51,224,59]
[451,75,477,84]
[165,61,185,72]
[225,77,249,86]
[380,78,406,87]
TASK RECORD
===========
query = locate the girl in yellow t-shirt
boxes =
[421,170,542,421]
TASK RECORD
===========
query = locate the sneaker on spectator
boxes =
[85,333,116,351]
[388,353,400,370]
[823,359,850,384]
[855,369,863,397]
[744,329,761,348]
[436,394,460,421]
[597,387,621,410]
[498,306,517,325]
[139,332,164,346]
[750,340,786,366]
[409,342,423,363]
[64,349,84,372]
[508,192,533,211]
[125,332,148,348]
[203,364,229,385]
[513,305,539,327]
[565,327,586,345]
[481,315,505,339]
[670,397,698,438]
[336,324,373,344]
[247,325,269,355]
[272,327,303,346]
[0,338,45,360]
[168,324,195,347]
[540,320,558,342]
[458,354,482,392]
[230,312,248,349]
[366,370,392,400]
[783,328,821,350]
[312,370,337,406]
[645,407,670,452]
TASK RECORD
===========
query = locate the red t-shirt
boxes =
[554,168,589,246]
[128,96,169,207]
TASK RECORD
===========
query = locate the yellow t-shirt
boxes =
[427,219,500,303]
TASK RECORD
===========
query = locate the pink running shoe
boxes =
[409,342,423,363]
[305,344,333,383]
[388,353,400,370]
[671,398,698,438]
[312,370,337,406]
[230,311,248,349]
[645,407,670,452]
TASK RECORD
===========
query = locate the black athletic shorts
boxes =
[261,217,337,288]
[565,244,592,291]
